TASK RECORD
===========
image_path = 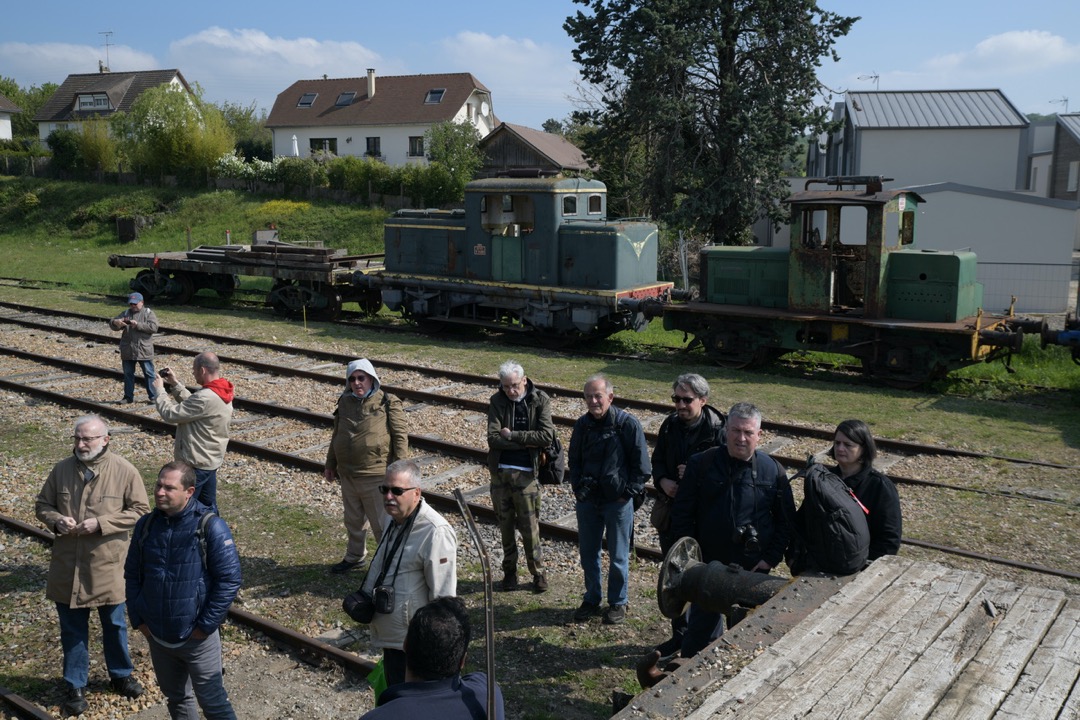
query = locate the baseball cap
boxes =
[128,292,144,304]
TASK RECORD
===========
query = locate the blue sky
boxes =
[2,1,1078,129]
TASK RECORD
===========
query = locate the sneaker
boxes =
[532,573,548,593]
[329,559,363,574]
[499,573,519,591]
[572,601,602,623]
[121,398,134,405]
[111,675,145,699]
[60,684,88,716]
[603,604,627,625]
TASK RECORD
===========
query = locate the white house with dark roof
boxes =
[33,68,192,140]
[265,69,495,165]
[0,92,21,140]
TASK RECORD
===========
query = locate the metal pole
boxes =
[453,488,495,720]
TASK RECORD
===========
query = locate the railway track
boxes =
[1,299,1077,718]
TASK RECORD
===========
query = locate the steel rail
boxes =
[0,514,377,679]
[0,683,56,720]
[4,341,1076,511]
[0,304,1075,472]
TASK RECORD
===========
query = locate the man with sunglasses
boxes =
[108,292,159,404]
[325,358,408,574]
[650,374,726,657]
[35,414,150,716]
[358,460,457,689]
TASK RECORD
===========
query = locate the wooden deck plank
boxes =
[973,599,1080,720]
[868,579,1024,718]
[685,556,914,719]
[927,585,1066,720]
[800,567,987,719]
[745,562,965,717]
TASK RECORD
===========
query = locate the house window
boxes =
[366,137,381,157]
[309,138,337,155]
[77,93,110,110]
[424,89,445,104]
[297,92,318,108]
[408,136,425,157]
[563,196,578,216]
[1068,161,1080,193]
[335,92,356,107]
[588,194,603,215]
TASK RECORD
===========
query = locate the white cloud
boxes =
[0,42,158,87]
[925,30,1080,78]
[166,27,387,110]
[436,30,579,127]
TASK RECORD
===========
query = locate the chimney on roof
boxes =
[98,59,109,73]
[367,68,375,98]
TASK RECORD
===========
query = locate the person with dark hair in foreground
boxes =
[359,597,504,720]
[828,419,902,561]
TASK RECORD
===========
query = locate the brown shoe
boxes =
[532,573,548,593]
[499,573,518,591]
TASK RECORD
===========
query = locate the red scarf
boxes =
[203,378,235,403]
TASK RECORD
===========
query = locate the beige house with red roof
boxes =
[33,68,192,140]
[265,69,495,165]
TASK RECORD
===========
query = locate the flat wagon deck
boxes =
[621,555,1079,719]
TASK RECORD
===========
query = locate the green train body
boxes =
[664,176,1021,385]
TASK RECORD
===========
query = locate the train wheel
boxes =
[322,292,342,320]
[132,270,168,300]
[355,288,383,315]
[169,273,194,304]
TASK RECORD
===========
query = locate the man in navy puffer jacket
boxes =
[125,461,241,719]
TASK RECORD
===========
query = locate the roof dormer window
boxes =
[297,92,318,108]
[335,91,356,107]
[424,88,445,104]
[77,93,110,111]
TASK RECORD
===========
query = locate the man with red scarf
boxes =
[153,352,234,515]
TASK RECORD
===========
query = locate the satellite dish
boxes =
[480,101,489,117]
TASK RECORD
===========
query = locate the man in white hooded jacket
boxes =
[324,358,408,574]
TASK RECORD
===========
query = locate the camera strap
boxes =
[366,500,419,590]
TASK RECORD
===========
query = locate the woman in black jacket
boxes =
[829,419,903,561]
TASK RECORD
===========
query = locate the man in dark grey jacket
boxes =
[568,374,650,625]
[108,292,158,404]
[486,360,555,593]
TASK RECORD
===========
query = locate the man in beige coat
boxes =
[154,351,234,515]
[35,414,151,716]
[324,358,408,574]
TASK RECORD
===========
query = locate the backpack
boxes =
[537,436,566,485]
[137,510,217,570]
[788,463,870,576]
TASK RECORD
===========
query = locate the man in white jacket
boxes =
[359,459,457,691]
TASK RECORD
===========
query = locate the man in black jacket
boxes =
[650,374,726,656]
[669,402,794,657]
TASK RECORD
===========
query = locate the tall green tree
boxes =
[565,0,856,244]
[424,120,483,200]
[0,76,59,142]
[111,84,235,184]
[217,100,272,161]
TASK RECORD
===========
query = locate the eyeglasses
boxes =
[671,395,698,405]
[379,485,418,496]
[72,435,106,442]
[348,375,369,383]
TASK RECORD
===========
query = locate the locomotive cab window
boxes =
[563,196,578,216]
[588,194,603,215]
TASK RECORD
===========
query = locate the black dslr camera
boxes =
[733,524,760,553]
[373,585,395,614]
[575,476,598,503]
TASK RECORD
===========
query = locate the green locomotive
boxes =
[663,176,1024,386]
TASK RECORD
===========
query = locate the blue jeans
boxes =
[194,467,218,515]
[147,629,235,720]
[576,497,633,607]
[56,602,134,688]
[122,358,157,402]
[681,603,726,658]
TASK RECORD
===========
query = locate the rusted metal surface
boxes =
[0,684,57,720]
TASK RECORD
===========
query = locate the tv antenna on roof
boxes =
[1050,96,1069,113]
[99,31,113,71]
[858,73,880,91]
